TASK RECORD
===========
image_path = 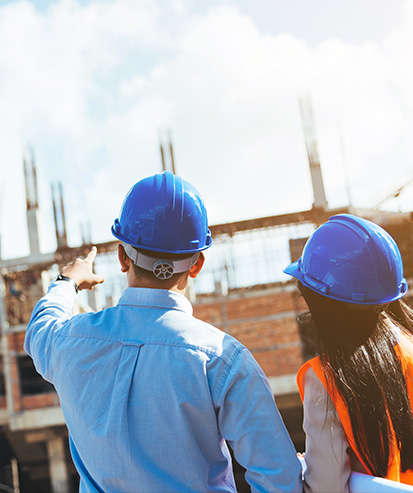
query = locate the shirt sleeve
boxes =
[302,366,351,493]
[24,281,77,383]
[216,347,302,493]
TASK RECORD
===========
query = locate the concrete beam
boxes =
[0,408,8,425]
[268,373,298,396]
[2,324,27,334]
[209,207,349,237]
[9,406,65,431]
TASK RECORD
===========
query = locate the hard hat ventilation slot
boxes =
[153,259,174,280]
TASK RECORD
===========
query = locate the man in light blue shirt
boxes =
[25,171,302,492]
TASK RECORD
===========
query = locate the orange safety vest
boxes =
[297,333,413,485]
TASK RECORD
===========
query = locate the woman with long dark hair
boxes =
[284,214,413,492]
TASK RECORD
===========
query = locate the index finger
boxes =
[86,246,98,263]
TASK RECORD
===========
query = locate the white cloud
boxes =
[0,0,412,260]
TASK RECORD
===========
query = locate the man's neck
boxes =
[127,278,188,296]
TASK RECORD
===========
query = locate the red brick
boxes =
[21,393,58,410]
[193,302,223,326]
[226,292,295,320]
[8,332,26,352]
[230,317,300,351]
[253,346,304,377]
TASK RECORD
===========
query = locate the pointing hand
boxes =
[61,246,105,291]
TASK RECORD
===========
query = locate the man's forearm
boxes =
[24,281,76,380]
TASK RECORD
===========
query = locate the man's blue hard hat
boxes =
[284,214,408,305]
[112,170,212,254]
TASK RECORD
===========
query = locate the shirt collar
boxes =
[117,287,193,315]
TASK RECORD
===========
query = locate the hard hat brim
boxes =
[284,257,408,305]
[111,224,213,254]
[283,260,302,280]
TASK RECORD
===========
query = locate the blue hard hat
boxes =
[284,214,408,305]
[112,170,212,254]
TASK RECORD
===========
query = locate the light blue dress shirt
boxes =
[25,282,302,493]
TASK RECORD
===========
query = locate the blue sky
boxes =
[0,0,412,259]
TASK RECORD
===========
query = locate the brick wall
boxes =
[193,284,304,378]
[7,330,57,412]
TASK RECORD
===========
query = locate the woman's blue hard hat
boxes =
[284,214,408,305]
[112,171,212,254]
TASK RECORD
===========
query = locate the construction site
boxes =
[0,98,412,492]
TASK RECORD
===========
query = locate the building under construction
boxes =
[0,108,412,492]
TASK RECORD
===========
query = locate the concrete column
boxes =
[46,434,69,493]
[87,287,101,312]
[27,209,41,256]
[0,274,15,417]
[11,457,20,493]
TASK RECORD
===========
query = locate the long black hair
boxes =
[298,281,413,477]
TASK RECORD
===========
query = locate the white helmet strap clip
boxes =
[123,243,199,280]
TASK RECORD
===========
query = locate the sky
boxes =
[0,0,412,260]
